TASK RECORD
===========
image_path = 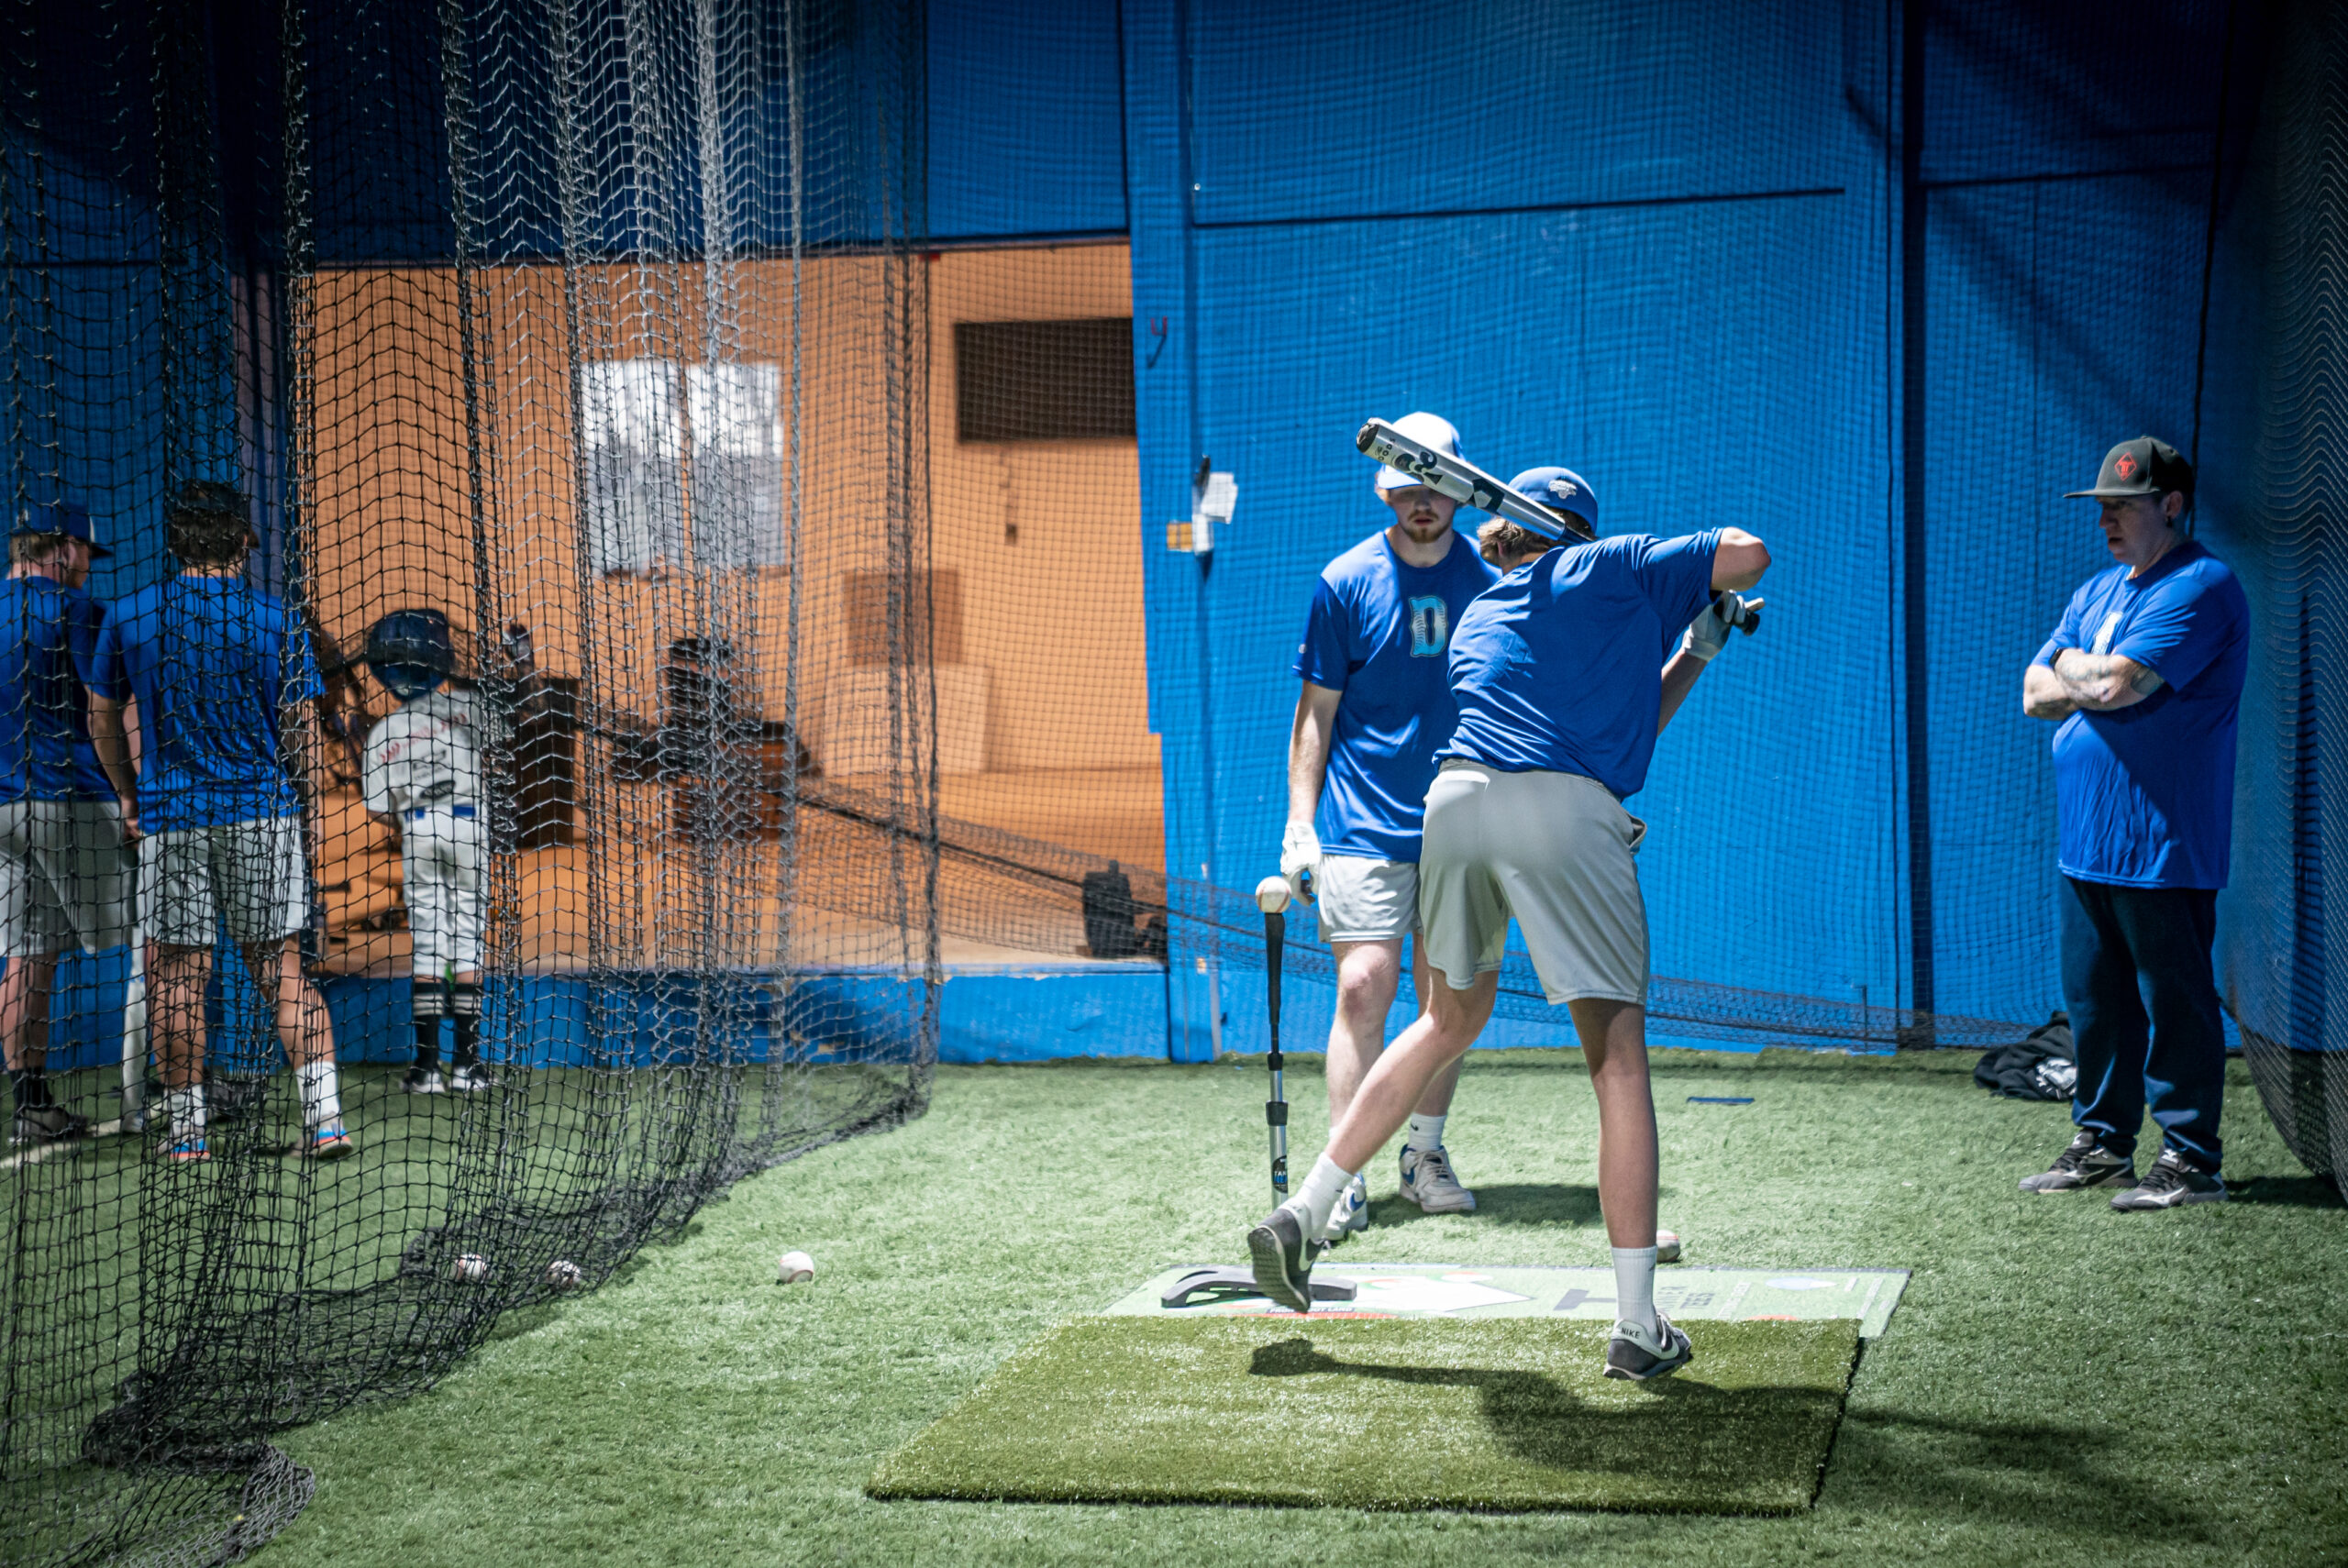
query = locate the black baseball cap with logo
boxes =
[2065,436,2194,501]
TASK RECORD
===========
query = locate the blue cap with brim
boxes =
[12,501,110,558]
[1506,466,1599,535]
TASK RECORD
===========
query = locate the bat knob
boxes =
[1355,421,1379,455]
[1254,875,1290,914]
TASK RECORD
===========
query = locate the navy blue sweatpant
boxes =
[2060,877,2225,1172]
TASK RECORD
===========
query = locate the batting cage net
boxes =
[2,1,936,1562]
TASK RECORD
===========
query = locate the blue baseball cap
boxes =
[1507,467,1598,535]
[12,501,110,558]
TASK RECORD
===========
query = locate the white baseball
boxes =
[778,1249,815,1284]
[451,1253,490,1284]
[545,1259,584,1289]
[1253,874,1290,914]
[1656,1230,1682,1264]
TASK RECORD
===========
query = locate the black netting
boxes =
[2,3,935,1563]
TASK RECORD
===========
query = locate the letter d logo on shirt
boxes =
[1407,596,1449,657]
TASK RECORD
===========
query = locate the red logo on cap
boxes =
[2114,452,2139,479]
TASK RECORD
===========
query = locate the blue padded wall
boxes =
[928,0,1127,240]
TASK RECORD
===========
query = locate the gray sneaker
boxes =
[1320,1173,1369,1244]
[2020,1131,2136,1193]
[404,1069,447,1096]
[1399,1145,1477,1213]
[2110,1148,2227,1210]
[1246,1201,1319,1314]
[1605,1309,1693,1381]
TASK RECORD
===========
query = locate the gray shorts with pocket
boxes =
[1418,760,1649,1005]
[0,799,138,957]
[1313,854,1419,944]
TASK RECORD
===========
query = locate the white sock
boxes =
[1612,1245,1659,1335]
[165,1086,207,1140]
[1404,1113,1445,1154]
[297,1062,343,1131]
[1293,1153,1354,1238]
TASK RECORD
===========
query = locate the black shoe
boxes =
[2110,1147,2227,1210]
[1605,1309,1694,1381]
[1246,1202,1318,1314]
[2020,1130,2136,1193]
[10,1103,90,1145]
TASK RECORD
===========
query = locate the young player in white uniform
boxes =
[1251,463,1769,1381]
[360,610,490,1093]
[1283,412,1499,1242]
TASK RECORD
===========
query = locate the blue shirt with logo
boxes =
[2033,540,2248,889]
[1439,531,1723,798]
[1294,527,1500,861]
[90,575,324,833]
[0,574,113,801]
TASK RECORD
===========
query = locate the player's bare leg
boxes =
[4,952,83,1143]
[151,943,211,1158]
[1569,997,1689,1378]
[1322,938,1467,1239]
[247,937,351,1157]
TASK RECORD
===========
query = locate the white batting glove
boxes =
[1683,591,1765,661]
[1279,822,1322,904]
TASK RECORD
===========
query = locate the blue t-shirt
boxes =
[1439,530,1723,798]
[89,575,325,833]
[2032,540,2248,889]
[1293,527,1500,861]
[0,574,112,802]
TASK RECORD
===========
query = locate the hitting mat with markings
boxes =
[868,1316,1863,1514]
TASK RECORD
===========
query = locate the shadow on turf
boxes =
[1828,1408,2214,1540]
[1247,1336,1836,1474]
[1367,1183,1603,1230]
[2231,1174,2343,1209]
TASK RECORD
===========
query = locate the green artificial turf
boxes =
[869,1316,1859,1513]
[257,1049,2348,1567]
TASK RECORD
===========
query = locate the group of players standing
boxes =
[1255,413,1769,1380]
[3,480,494,1162]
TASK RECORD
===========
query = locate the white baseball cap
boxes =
[1373,411,1464,492]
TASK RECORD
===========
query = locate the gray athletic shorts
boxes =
[141,817,309,949]
[1313,855,1419,944]
[0,799,138,957]
[1418,761,1649,1005]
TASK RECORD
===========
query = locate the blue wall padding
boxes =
[928,0,1127,240]
[930,965,1168,1063]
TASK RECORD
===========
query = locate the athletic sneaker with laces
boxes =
[1320,1173,1369,1244]
[1246,1200,1320,1313]
[164,1136,209,1162]
[2109,1147,2227,1209]
[1605,1309,1694,1381]
[10,1103,90,1145]
[303,1124,356,1160]
[449,1065,495,1092]
[2020,1130,2136,1192]
[404,1069,447,1095]
[1399,1144,1477,1213]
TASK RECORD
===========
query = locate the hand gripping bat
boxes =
[1356,417,1596,543]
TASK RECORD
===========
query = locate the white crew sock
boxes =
[1293,1153,1355,1239]
[1612,1245,1659,1336]
[165,1086,207,1141]
[297,1062,343,1131]
[1404,1113,1446,1154]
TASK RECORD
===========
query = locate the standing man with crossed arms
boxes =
[1282,412,1499,1243]
[1253,491,1769,1381]
[2020,437,2246,1209]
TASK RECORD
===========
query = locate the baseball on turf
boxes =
[1253,874,1290,913]
[545,1259,584,1289]
[451,1253,490,1284]
[1656,1230,1682,1264]
[778,1249,815,1284]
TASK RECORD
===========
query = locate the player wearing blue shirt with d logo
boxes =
[1282,412,1499,1241]
[2020,438,2248,1210]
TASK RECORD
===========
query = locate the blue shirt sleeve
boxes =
[1292,578,1354,690]
[282,615,327,706]
[2112,569,2240,693]
[2033,588,2087,668]
[1627,530,1727,633]
[87,601,128,703]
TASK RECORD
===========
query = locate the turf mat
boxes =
[868,1315,1859,1513]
